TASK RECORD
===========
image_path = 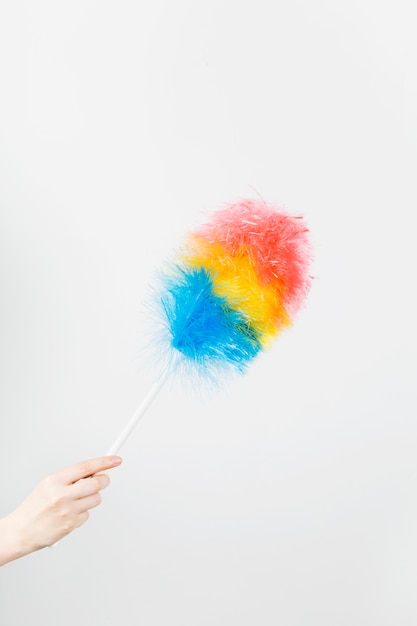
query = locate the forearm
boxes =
[0,513,29,566]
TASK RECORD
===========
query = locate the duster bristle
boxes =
[151,199,312,384]
[160,266,261,368]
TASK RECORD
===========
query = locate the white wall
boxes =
[1,1,416,624]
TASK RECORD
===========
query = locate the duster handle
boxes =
[107,372,167,455]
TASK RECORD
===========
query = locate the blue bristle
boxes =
[160,265,262,372]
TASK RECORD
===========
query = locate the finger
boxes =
[76,492,103,513]
[56,456,122,485]
[69,473,110,499]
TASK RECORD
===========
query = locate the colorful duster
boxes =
[156,198,312,379]
[108,198,312,454]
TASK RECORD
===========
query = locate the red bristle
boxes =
[195,199,312,316]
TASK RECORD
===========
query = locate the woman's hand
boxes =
[0,455,122,566]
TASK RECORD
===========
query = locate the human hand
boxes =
[0,455,122,565]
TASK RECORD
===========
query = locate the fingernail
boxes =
[111,456,122,466]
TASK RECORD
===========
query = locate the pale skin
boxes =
[0,455,122,566]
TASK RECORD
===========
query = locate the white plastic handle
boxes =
[106,373,166,455]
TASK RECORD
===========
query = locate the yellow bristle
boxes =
[184,238,291,346]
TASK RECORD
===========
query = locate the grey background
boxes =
[1,0,416,624]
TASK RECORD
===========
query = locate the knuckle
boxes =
[62,519,76,534]
[93,476,104,491]
[78,461,93,477]
[42,474,53,486]
[78,511,89,526]
[85,492,101,510]
[58,507,69,520]
[86,476,101,494]
[91,474,109,492]
[52,496,66,511]
[42,474,56,492]
[99,474,110,490]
